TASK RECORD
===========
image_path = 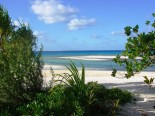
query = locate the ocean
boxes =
[42,50,122,57]
[42,50,121,70]
[41,50,155,71]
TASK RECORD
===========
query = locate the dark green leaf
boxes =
[152,22,155,28]
[145,20,150,25]
[150,78,154,84]
[133,25,139,33]
[124,26,132,36]
[152,13,155,17]
[111,68,117,77]
[143,76,148,80]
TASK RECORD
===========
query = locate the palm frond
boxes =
[55,61,86,93]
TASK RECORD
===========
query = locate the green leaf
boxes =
[150,78,154,84]
[152,22,155,28]
[115,100,120,108]
[0,28,2,34]
[145,20,150,25]
[152,13,155,17]
[111,68,117,77]
[124,26,132,36]
[144,80,149,85]
[81,63,85,84]
[143,76,148,80]
[133,25,139,33]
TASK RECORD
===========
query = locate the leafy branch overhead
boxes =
[112,13,155,78]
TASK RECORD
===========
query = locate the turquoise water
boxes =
[41,50,123,70]
[42,50,122,57]
[41,50,155,71]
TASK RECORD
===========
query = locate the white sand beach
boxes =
[43,67,155,115]
[59,55,141,61]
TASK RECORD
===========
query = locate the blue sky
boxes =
[1,0,155,51]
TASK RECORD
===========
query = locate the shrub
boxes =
[18,85,84,116]
[18,62,132,116]
[18,82,132,116]
[106,88,132,105]
[18,92,50,115]
[0,5,43,106]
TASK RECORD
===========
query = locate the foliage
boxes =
[106,88,132,104]
[18,85,84,116]
[56,62,117,115]
[85,82,117,115]
[0,5,133,116]
[0,103,20,116]
[56,61,86,96]
[18,62,132,116]
[18,92,50,115]
[143,76,155,88]
[112,13,155,79]
[0,5,43,107]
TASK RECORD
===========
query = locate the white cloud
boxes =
[13,20,28,27]
[33,30,45,38]
[68,18,96,30]
[14,20,20,27]
[111,31,124,36]
[31,0,78,24]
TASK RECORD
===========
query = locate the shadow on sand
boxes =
[101,82,155,116]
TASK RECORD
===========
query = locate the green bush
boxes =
[18,82,132,116]
[18,62,132,116]
[84,82,116,115]
[107,88,132,105]
[18,92,50,115]
[0,5,43,107]
[18,85,84,116]
[0,103,19,116]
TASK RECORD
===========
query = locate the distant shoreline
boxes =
[42,55,155,71]
[36,50,124,52]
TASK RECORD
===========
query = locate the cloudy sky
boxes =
[1,0,155,51]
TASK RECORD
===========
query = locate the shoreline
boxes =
[44,55,142,61]
[43,55,151,71]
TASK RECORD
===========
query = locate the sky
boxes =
[0,0,155,51]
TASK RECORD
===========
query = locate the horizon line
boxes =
[36,50,124,52]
